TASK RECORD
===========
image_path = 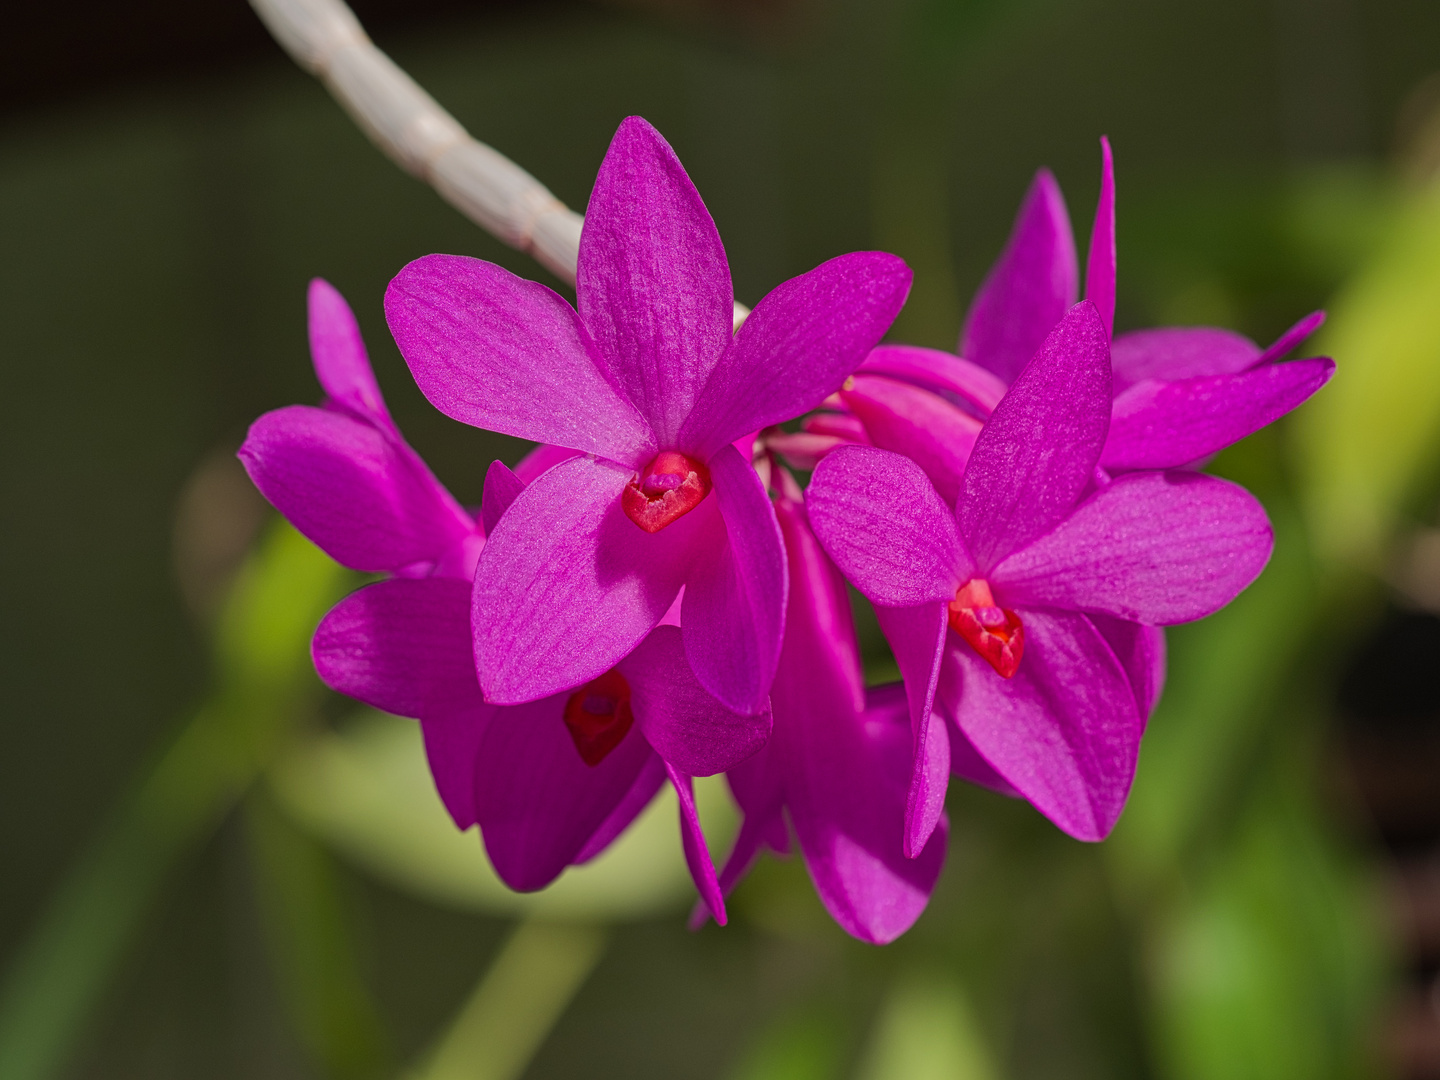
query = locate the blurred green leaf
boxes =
[1295,179,1440,568]
[245,791,393,1079]
[270,711,737,921]
[855,974,999,1080]
[726,1005,849,1080]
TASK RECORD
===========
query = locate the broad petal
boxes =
[620,625,772,776]
[1110,327,1260,391]
[308,278,391,427]
[513,443,581,483]
[1083,137,1116,338]
[475,696,657,891]
[948,610,1142,841]
[808,446,965,606]
[312,577,477,717]
[472,456,705,704]
[573,755,668,864]
[786,683,947,944]
[386,254,654,464]
[993,471,1273,625]
[241,405,473,573]
[842,374,982,507]
[946,719,1021,798]
[678,252,912,456]
[681,445,788,715]
[1100,358,1335,471]
[874,603,950,858]
[1089,614,1166,720]
[480,459,526,535]
[960,169,1078,383]
[958,302,1112,570]
[667,763,727,925]
[577,116,733,445]
[420,706,492,831]
[1253,310,1325,367]
[859,344,1007,415]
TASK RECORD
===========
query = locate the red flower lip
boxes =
[622,450,712,533]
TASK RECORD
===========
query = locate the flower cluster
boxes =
[241,118,1331,943]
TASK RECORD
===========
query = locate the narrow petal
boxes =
[859,344,1007,415]
[808,445,965,606]
[787,683,947,944]
[960,169,1078,383]
[1088,614,1166,720]
[480,459,526,535]
[667,763,727,925]
[308,278,391,427]
[947,610,1142,841]
[1253,310,1325,367]
[240,406,473,573]
[1083,136,1116,338]
[475,696,657,891]
[842,374,982,507]
[386,254,654,464]
[312,577,478,717]
[577,116,733,445]
[1109,326,1260,391]
[1101,358,1335,471]
[958,301,1112,570]
[419,707,492,831]
[874,603,951,858]
[993,471,1273,624]
[677,252,912,456]
[620,625,773,776]
[471,456,705,704]
[681,445,788,715]
[573,755,668,864]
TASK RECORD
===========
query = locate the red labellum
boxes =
[622,450,711,533]
[948,578,1024,679]
[562,669,635,766]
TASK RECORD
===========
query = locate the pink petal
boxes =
[808,445,965,606]
[993,471,1274,625]
[1101,358,1335,471]
[513,443,580,483]
[572,756,668,864]
[947,610,1142,841]
[1253,310,1325,367]
[859,344,1007,416]
[960,169,1078,383]
[620,625,772,776]
[766,430,849,471]
[1089,614,1166,720]
[475,695,659,892]
[958,301,1112,570]
[681,445,788,715]
[471,456,705,704]
[311,577,479,717]
[577,116,733,445]
[875,603,951,858]
[1109,326,1260,391]
[308,278,392,428]
[667,762,726,925]
[480,459,525,535]
[386,254,654,465]
[678,251,912,457]
[420,708,492,831]
[945,718,1021,798]
[1083,137,1116,338]
[842,374,982,508]
[240,405,473,573]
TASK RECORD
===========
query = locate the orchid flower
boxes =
[704,468,946,943]
[384,116,912,716]
[807,302,1274,856]
[240,279,763,922]
[772,138,1334,485]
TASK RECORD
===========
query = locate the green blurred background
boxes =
[3,0,1440,1077]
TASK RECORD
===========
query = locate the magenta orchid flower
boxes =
[700,469,946,943]
[807,302,1274,856]
[774,138,1333,486]
[383,116,912,716]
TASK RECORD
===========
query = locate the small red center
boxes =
[562,669,635,766]
[948,578,1024,679]
[622,450,711,533]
